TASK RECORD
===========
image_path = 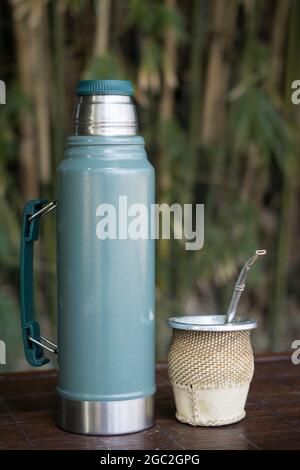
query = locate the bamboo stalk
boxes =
[271,0,298,350]
[160,0,177,121]
[201,0,238,144]
[10,0,39,201]
[33,3,51,185]
[185,0,207,194]
[270,0,290,90]
[159,0,178,196]
[188,0,207,153]
[9,0,55,345]
[52,0,66,168]
[202,0,238,219]
[156,0,179,360]
[93,0,112,58]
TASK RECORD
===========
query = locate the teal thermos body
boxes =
[19,80,156,435]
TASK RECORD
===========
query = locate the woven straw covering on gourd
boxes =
[168,329,254,390]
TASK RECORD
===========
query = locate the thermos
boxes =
[19,80,155,435]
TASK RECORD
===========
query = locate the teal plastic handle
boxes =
[20,199,52,367]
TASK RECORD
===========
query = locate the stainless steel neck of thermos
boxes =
[73,94,138,136]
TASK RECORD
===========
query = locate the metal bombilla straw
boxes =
[225,250,267,324]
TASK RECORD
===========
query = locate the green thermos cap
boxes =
[76,80,134,97]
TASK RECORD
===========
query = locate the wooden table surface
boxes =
[0,354,299,450]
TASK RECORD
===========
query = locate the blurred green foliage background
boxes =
[0,0,300,372]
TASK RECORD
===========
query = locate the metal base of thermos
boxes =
[57,395,154,435]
